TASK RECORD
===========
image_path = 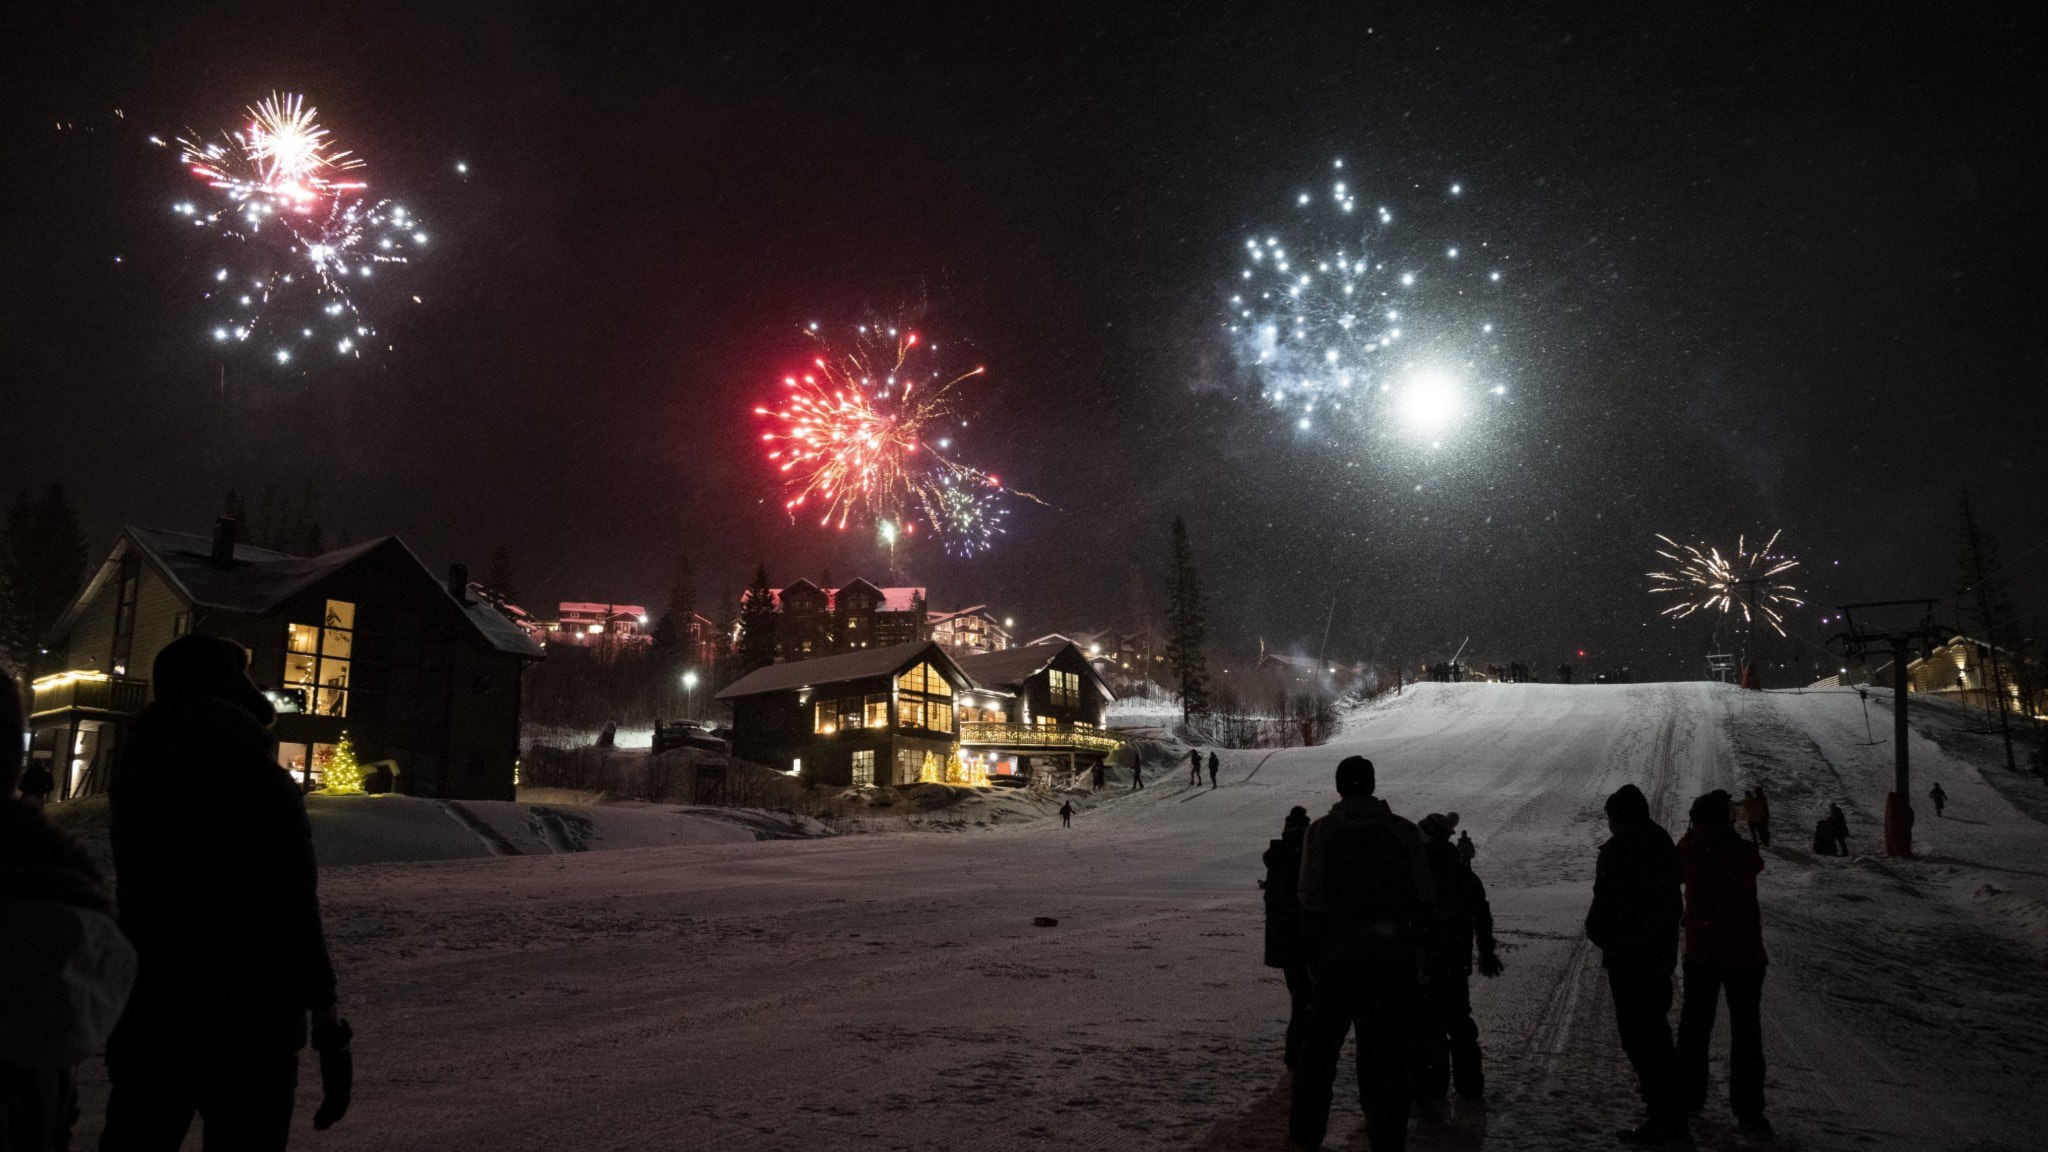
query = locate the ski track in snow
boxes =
[67,683,2048,1150]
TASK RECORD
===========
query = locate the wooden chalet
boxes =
[30,518,544,801]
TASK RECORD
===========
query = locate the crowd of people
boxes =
[2,637,350,1151]
[1264,757,1775,1150]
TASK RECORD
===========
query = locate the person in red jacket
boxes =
[1675,789,1770,1136]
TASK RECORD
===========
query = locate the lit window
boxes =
[865,694,889,728]
[814,703,836,735]
[1050,669,1081,709]
[852,750,875,786]
[284,600,354,717]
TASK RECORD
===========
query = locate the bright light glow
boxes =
[1397,370,1462,433]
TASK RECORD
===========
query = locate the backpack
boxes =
[0,899,138,1068]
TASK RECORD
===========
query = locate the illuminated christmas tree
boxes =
[322,731,367,792]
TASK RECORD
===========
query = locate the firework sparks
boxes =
[755,318,1033,552]
[1224,159,1512,440]
[168,93,420,364]
[1648,531,1805,636]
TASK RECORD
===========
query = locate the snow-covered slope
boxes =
[68,682,2048,1151]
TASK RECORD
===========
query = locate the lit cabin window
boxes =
[894,662,954,733]
[1049,669,1081,709]
[851,749,875,786]
[285,599,355,717]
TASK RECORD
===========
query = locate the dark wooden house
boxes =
[30,518,544,801]
[952,641,1119,781]
[715,640,970,786]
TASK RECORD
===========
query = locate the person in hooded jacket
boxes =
[1675,789,1769,1136]
[1287,756,1436,1152]
[1262,806,1313,1069]
[1585,783,1687,1146]
[2,663,136,1152]
[1414,813,1502,1113]
[99,635,350,1150]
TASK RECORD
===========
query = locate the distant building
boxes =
[547,602,652,646]
[717,638,1118,787]
[1031,629,1162,679]
[30,518,543,802]
[928,605,1013,654]
[773,578,928,660]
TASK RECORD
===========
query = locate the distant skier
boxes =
[1586,784,1687,1145]
[1457,830,1477,866]
[1132,759,1145,791]
[1415,812,1503,1113]
[1261,806,1313,1068]
[1676,790,1771,1137]
[1928,782,1946,818]
[1825,803,1849,856]
[1059,800,1074,828]
[1188,748,1203,786]
[1208,751,1220,789]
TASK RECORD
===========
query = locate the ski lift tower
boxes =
[1833,600,1951,858]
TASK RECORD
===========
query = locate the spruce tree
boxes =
[1957,492,2019,773]
[483,545,518,603]
[738,564,780,673]
[1164,515,1210,721]
[0,483,88,669]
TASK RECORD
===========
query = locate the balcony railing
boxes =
[30,671,150,719]
[958,721,1123,754]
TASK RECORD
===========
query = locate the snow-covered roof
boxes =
[715,640,966,700]
[927,604,990,624]
[53,527,543,659]
[879,587,925,612]
[557,602,649,618]
[953,641,1113,700]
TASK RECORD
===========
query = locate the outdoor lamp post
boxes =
[682,669,700,720]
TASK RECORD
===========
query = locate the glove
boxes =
[1476,949,1504,978]
[311,1016,354,1130]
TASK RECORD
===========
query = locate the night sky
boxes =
[4,4,2044,678]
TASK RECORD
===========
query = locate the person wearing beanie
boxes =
[1414,812,1501,1115]
[1586,783,1687,1145]
[1262,806,1314,1068]
[1289,756,1436,1152]
[1675,789,1770,1136]
[100,634,351,1148]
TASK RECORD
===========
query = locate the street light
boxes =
[681,669,700,720]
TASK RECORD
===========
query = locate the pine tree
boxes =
[0,483,89,669]
[1164,515,1210,721]
[322,732,367,792]
[1957,492,2020,773]
[483,545,518,603]
[738,564,780,673]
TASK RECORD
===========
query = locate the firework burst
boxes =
[755,318,1033,553]
[1224,160,1513,439]
[165,93,422,364]
[1648,531,1805,636]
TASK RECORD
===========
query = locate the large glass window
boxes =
[285,599,356,718]
[814,702,837,734]
[1049,669,1081,709]
[895,663,954,698]
[851,749,875,786]
[894,661,955,732]
[864,694,889,728]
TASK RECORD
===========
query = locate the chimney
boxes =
[211,516,238,566]
[447,562,469,604]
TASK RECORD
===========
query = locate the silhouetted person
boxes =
[1750,786,1771,847]
[1058,800,1073,828]
[1415,813,1502,1113]
[1188,748,1203,786]
[1675,789,1770,1136]
[17,759,54,809]
[1586,783,1687,1145]
[1928,782,1946,817]
[1208,751,1220,789]
[2,662,135,1152]
[1456,830,1476,866]
[1132,759,1144,790]
[1092,761,1105,791]
[1559,664,1574,684]
[101,635,352,1150]
[1262,806,1313,1069]
[1288,756,1435,1152]
[1825,803,1849,855]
